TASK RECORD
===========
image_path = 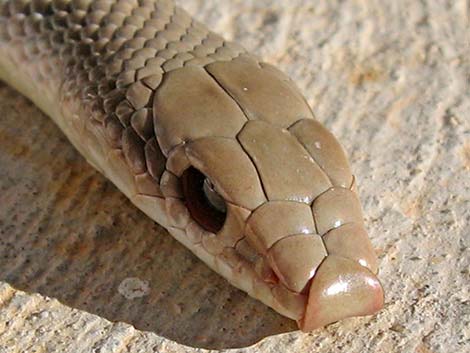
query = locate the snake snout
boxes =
[299,255,384,331]
[244,191,385,331]
[258,233,384,332]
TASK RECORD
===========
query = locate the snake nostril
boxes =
[181,167,227,233]
[265,269,280,285]
[255,258,280,284]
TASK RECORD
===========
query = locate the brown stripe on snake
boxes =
[0,0,384,332]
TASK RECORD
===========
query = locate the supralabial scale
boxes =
[0,0,384,331]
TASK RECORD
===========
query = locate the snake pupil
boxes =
[181,167,227,233]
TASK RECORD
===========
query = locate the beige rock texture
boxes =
[0,0,468,352]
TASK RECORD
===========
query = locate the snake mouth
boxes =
[299,255,384,331]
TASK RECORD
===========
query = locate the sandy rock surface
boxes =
[0,0,468,352]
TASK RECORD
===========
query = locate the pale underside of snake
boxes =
[0,0,384,331]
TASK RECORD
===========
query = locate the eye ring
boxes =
[181,167,227,233]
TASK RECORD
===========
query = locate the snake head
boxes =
[0,0,383,333]
[150,56,384,331]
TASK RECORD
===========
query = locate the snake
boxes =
[0,0,384,332]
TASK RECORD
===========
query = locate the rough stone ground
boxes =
[0,0,468,352]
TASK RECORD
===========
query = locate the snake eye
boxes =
[181,167,227,233]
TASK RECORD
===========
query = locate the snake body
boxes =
[0,0,384,331]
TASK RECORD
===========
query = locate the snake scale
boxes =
[0,0,384,331]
